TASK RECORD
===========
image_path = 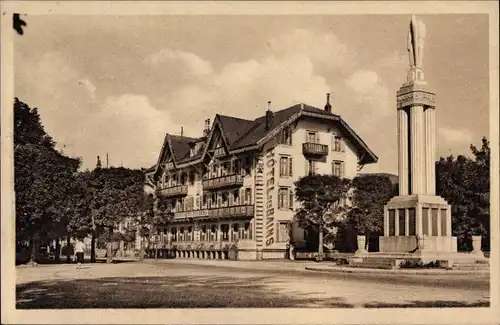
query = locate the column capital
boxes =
[397,83,436,109]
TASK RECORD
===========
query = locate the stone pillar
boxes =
[383,208,389,236]
[410,105,425,194]
[394,212,400,236]
[424,108,436,195]
[398,108,409,195]
[404,208,410,236]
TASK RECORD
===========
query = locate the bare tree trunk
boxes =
[55,238,61,262]
[90,232,96,263]
[29,234,39,265]
[317,228,324,262]
[106,227,113,264]
[66,235,71,263]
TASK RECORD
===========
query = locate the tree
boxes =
[14,98,54,149]
[294,174,351,261]
[80,167,145,263]
[15,143,82,263]
[436,137,490,251]
[138,193,174,260]
[340,174,396,252]
[14,98,85,264]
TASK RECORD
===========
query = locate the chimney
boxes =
[181,126,184,137]
[324,93,332,113]
[203,118,211,137]
[96,156,102,169]
[106,153,109,168]
[265,101,273,131]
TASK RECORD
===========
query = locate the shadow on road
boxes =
[16,275,353,308]
[364,301,489,308]
[17,272,489,309]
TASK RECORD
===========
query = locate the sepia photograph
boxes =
[1,1,499,324]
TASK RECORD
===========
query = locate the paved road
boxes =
[16,261,489,308]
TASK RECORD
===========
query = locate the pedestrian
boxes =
[74,239,85,269]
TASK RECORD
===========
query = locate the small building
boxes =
[145,98,377,260]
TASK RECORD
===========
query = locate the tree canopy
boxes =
[294,174,351,259]
[436,137,490,251]
[14,99,84,263]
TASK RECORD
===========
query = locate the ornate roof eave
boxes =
[255,109,378,165]
[153,134,177,176]
[199,115,231,161]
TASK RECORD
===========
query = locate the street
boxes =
[16,260,489,308]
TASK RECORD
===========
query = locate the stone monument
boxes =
[347,16,488,269]
[377,15,457,260]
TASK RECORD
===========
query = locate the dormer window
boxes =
[277,127,292,146]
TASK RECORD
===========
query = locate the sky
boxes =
[14,14,489,173]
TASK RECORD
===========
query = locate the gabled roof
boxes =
[169,134,199,161]
[150,102,378,171]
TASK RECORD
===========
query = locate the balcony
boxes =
[173,204,255,221]
[155,185,188,198]
[302,142,328,156]
[202,174,244,191]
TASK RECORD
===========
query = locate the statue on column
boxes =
[407,15,427,82]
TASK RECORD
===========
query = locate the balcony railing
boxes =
[174,204,255,220]
[155,185,188,198]
[302,142,328,156]
[202,174,244,190]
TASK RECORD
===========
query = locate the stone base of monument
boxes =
[346,193,489,270]
[347,251,489,270]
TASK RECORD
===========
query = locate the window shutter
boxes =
[289,190,294,210]
[288,158,293,176]
[305,160,309,176]
[289,128,292,145]
[341,162,345,178]
[341,137,345,152]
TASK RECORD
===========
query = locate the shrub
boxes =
[399,260,441,269]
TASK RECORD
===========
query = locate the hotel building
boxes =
[144,96,377,260]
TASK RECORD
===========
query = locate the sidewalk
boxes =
[305,264,490,276]
[149,258,490,276]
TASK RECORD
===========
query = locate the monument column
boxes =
[379,15,457,257]
[397,108,409,195]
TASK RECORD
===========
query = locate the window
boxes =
[244,222,252,239]
[277,127,292,146]
[332,135,343,152]
[171,227,177,241]
[222,162,229,176]
[222,192,228,206]
[201,225,207,241]
[187,226,193,241]
[221,224,230,241]
[307,160,317,176]
[279,156,293,177]
[244,157,252,175]
[232,224,239,241]
[234,159,240,175]
[278,187,293,210]
[332,161,344,178]
[180,173,187,185]
[307,131,319,143]
[189,172,195,185]
[245,188,252,205]
[277,222,289,242]
[179,227,185,241]
[210,225,217,241]
[233,190,240,205]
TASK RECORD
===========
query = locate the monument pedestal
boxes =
[380,194,455,254]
